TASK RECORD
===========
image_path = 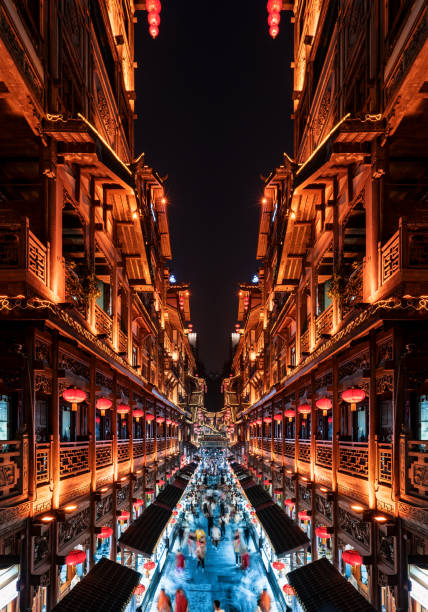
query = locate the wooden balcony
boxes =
[377,442,392,486]
[95,440,113,469]
[315,440,332,469]
[300,325,310,354]
[60,441,89,478]
[117,440,130,462]
[284,439,295,459]
[338,441,368,479]
[95,304,113,344]
[401,437,428,501]
[378,218,428,296]
[118,329,128,354]
[298,440,311,463]
[315,305,333,344]
[36,442,51,486]
[133,440,144,459]
[0,438,28,500]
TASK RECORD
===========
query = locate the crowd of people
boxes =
[154,451,274,612]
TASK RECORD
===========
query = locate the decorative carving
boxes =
[35,340,51,365]
[376,340,393,366]
[337,506,371,550]
[95,370,113,392]
[59,353,90,381]
[33,534,50,568]
[58,507,90,550]
[34,374,52,394]
[338,352,369,381]
[96,494,113,522]
[315,494,332,522]
[299,484,311,506]
[117,484,130,508]
[376,374,393,395]
[378,533,395,569]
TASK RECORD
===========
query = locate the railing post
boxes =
[399,434,407,499]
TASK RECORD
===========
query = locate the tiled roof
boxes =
[244,485,272,508]
[119,503,171,557]
[52,558,140,612]
[256,504,309,556]
[287,558,377,612]
[155,484,185,508]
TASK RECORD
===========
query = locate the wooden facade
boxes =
[228,2,428,611]
[0,2,199,610]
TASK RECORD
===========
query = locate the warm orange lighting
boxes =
[161,197,167,204]
[132,211,139,220]
[120,476,127,482]
[290,210,296,220]
[250,350,256,361]
[286,469,292,474]
[320,487,328,493]
[374,515,388,523]
[351,504,365,512]
[41,515,55,523]
[261,197,267,204]
[99,486,108,493]
[63,504,78,512]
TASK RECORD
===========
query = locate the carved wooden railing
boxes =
[300,324,310,354]
[315,305,333,343]
[298,440,311,463]
[118,329,128,354]
[274,440,282,455]
[0,221,48,286]
[117,440,130,462]
[315,440,332,469]
[379,218,428,287]
[284,438,295,459]
[95,304,112,343]
[36,442,50,485]
[377,442,392,486]
[28,230,48,284]
[60,441,89,478]
[338,441,368,478]
[0,439,25,499]
[380,231,400,285]
[262,439,271,454]
[402,438,428,500]
[65,265,87,316]
[133,440,144,458]
[146,438,155,455]
[158,439,166,453]
[95,440,113,469]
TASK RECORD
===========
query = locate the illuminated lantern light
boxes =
[267,0,282,12]
[117,403,130,419]
[62,388,86,412]
[273,488,282,495]
[268,12,280,26]
[146,0,161,12]
[133,499,144,508]
[134,584,146,596]
[65,549,86,566]
[284,409,295,422]
[149,24,159,38]
[133,409,144,422]
[166,418,172,425]
[176,504,182,509]
[246,503,252,509]
[146,413,155,422]
[263,479,271,486]
[328,416,333,424]
[96,397,112,416]
[171,518,176,524]
[172,510,178,516]
[284,498,295,508]
[272,561,285,571]
[298,510,311,522]
[156,416,165,424]
[257,473,262,478]
[96,416,101,425]
[315,526,332,539]
[157,479,165,486]
[148,11,160,27]
[273,414,282,422]
[117,511,130,522]
[298,403,311,419]
[269,24,279,38]
[342,549,363,566]
[145,489,155,495]
[316,397,332,416]
[252,518,257,523]
[97,526,113,539]
[256,418,262,425]
[283,584,295,596]
[143,560,156,572]
[263,416,272,423]
[342,388,366,411]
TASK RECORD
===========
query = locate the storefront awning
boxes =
[287,558,376,612]
[119,504,172,557]
[52,558,140,612]
[256,504,309,557]
[243,485,272,508]
[155,484,185,508]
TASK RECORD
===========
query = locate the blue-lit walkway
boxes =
[146,466,280,612]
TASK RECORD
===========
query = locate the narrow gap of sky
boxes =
[134,1,293,373]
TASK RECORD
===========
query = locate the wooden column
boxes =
[89,356,96,569]
[332,177,340,330]
[368,330,377,510]
[331,355,339,568]
[129,388,134,474]
[311,484,317,562]
[48,330,60,608]
[310,264,317,351]
[88,176,96,329]
[296,290,302,364]
[310,371,316,482]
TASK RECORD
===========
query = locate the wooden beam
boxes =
[288,253,306,258]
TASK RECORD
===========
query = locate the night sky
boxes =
[134,2,293,376]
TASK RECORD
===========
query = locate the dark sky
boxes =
[134,1,293,373]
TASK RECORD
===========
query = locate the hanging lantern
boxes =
[315,526,332,539]
[256,418,262,425]
[166,418,172,425]
[267,0,282,12]
[149,24,159,38]
[263,416,272,423]
[117,403,130,419]
[62,388,86,412]
[284,409,295,422]
[95,416,101,424]
[176,503,182,509]
[96,397,112,416]
[273,413,282,422]
[269,24,279,38]
[298,403,311,419]
[97,526,113,539]
[143,560,156,571]
[246,503,252,509]
[272,561,285,571]
[171,518,176,524]
[134,584,146,596]
[145,488,155,495]
[298,510,311,522]
[316,397,332,416]
[273,488,282,495]
[342,549,363,566]
[65,549,86,566]
[342,388,366,411]
[268,12,281,26]
[133,499,144,508]
[157,479,165,486]
[283,584,295,596]
[284,498,295,508]
[133,409,144,422]
[117,511,130,522]
[156,416,165,424]
[252,518,257,523]
[263,479,271,486]
[147,11,160,27]
[146,413,155,422]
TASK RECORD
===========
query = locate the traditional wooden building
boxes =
[0,1,199,610]
[229,2,428,611]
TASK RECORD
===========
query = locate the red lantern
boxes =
[147,11,160,27]
[284,498,295,508]
[62,388,86,412]
[172,510,178,516]
[117,511,130,522]
[133,499,144,508]
[96,397,112,416]
[166,418,172,425]
[117,403,130,419]
[133,409,144,422]
[342,388,366,411]
[273,488,282,495]
[263,479,271,486]
[143,560,156,571]
[268,12,281,26]
[65,549,86,566]
[316,397,332,416]
[273,413,282,422]
[263,416,272,423]
[149,24,159,38]
[283,584,295,596]
[256,418,262,425]
[134,584,146,596]
[97,526,113,539]
[284,409,295,422]
[176,503,182,509]
[252,518,257,523]
[171,518,176,524]
[267,0,282,12]
[157,479,165,486]
[156,416,165,424]
[272,561,285,571]
[315,526,331,539]
[146,413,155,422]
[95,416,101,424]
[342,549,363,566]
[298,510,311,522]
[146,0,161,12]
[298,403,311,419]
[145,488,155,495]
[269,24,279,38]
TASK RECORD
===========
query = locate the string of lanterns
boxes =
[147,0,161,39]
[267,0,282,39]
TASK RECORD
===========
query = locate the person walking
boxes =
[174,588,188,612]
[240,545,249,571]
[259,588,271,612]
[176,550,185,571]
[233,529,241,566]
[211,524,221,549]
[196,538,206,571]
[244,524,250,543]
[157,588,172,612]
[187,530,196,557]
[213,600,225,612]
[177,525,185,548]
[219,515,226,538]
[207,513,214,536]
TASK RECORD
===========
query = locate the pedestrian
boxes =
[187,530,196,557]
[233,529,241,566]
[211,524,221,548]
[244,524,250,543]
[157,588,172,612]
[196,538,206,570]
[176,550,185,571]
[259,588,271,612]
[207,514,214,536]
[213,599,225,612]
[241,546,249,571]
[219,515,226,537]
[174,588,188,612]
